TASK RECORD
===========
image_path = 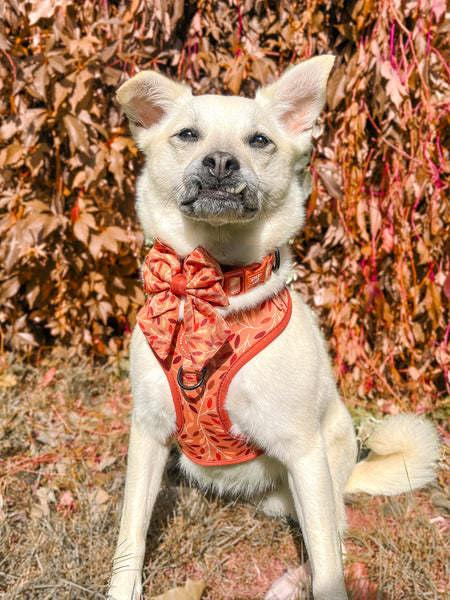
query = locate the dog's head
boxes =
[117,56,334,261]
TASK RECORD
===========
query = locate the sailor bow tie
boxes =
[137,240,231,369]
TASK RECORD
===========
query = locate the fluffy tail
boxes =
[344,414,439,496]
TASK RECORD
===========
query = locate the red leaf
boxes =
[345,563,378,600]
[42,367,56,387]
[70,201,80,223]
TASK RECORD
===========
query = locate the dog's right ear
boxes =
[116,71,192,139]
[256,55,335,136]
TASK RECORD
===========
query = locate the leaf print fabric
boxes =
[137,240,231,369]
[136,241,292,465]
[161,288,292,466]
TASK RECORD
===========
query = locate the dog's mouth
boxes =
[179,179,259,224]
[198,181,247,202]
[199,182,247,199]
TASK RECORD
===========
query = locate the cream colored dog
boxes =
[108,56,438,600]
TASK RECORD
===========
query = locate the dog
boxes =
[107,56,439,600]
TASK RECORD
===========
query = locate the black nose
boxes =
[202,152,240,180]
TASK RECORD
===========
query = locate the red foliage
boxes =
[0,0,448,412]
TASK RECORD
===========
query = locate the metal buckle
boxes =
[222,248,279,296]
[177,366,206,390]
[273,248,280,271]
[223,269,245,296]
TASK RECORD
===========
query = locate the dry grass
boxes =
[1,0,448,412]
[0,359,448,600]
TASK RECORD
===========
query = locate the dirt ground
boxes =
[0,359,448,599]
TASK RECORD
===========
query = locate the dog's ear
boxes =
[116,71,192,138]
[256,55,335,135]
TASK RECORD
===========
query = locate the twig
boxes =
[430,46,450,80]
[378,136,420,163]
[60,577,108,598]
[0,44,17,80]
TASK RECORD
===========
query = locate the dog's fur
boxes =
[107,57,439,600]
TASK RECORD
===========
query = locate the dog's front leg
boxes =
[108,413,170,600]
[286,440,348,600]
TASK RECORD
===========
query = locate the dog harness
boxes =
[137,240,292,466]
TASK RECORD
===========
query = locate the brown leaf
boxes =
[151,580,206,600]
[443,272,450,301]
[327,64,347,110]
[53,82,70,113]
[223,55,247,95]
[73,212,97,244]
[314,160,343,200]
[63,113,90,154]
[380,61,407,109]
[2,144,24,165]
[0,276,21,299]
[28,0,57,25]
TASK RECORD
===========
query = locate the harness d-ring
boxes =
[177,366,206,390]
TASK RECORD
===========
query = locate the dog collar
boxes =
[220,248,281,296]
[152,239,281,297]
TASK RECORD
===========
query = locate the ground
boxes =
[0,359,448,600]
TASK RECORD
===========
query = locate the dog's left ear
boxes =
[256,55,335,135]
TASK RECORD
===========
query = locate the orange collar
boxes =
[218,248,280,296]
[152,239,280,297]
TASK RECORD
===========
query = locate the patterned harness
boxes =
[137,241,292,466]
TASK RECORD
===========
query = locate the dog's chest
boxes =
[147,288,292,465]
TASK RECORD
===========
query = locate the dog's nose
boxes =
[202,152,240,180]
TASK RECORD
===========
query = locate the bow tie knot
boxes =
[137,240,231,370]
[170,273,187,297]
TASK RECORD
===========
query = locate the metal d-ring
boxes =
[177,366,206,390]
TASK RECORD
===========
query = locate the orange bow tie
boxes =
[137,240,231,369]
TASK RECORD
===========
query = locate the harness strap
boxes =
[154,288,292,466]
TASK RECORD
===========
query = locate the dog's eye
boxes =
[249,133,272,148]
[176,129,198,141]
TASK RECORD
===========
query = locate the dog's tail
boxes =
[344,414,439,496]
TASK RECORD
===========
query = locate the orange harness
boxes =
[155,288,292,466]
[137,241,292,466]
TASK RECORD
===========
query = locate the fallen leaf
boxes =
[57,490,78,517]
[41,367,57,387]
[264,564,311,600]
[0,373,18,388]
[345,562,379,600]
[88,488,110,505]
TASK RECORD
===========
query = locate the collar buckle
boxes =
[222,250,280,296]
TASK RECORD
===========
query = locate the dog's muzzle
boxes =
[179,151,259,223]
